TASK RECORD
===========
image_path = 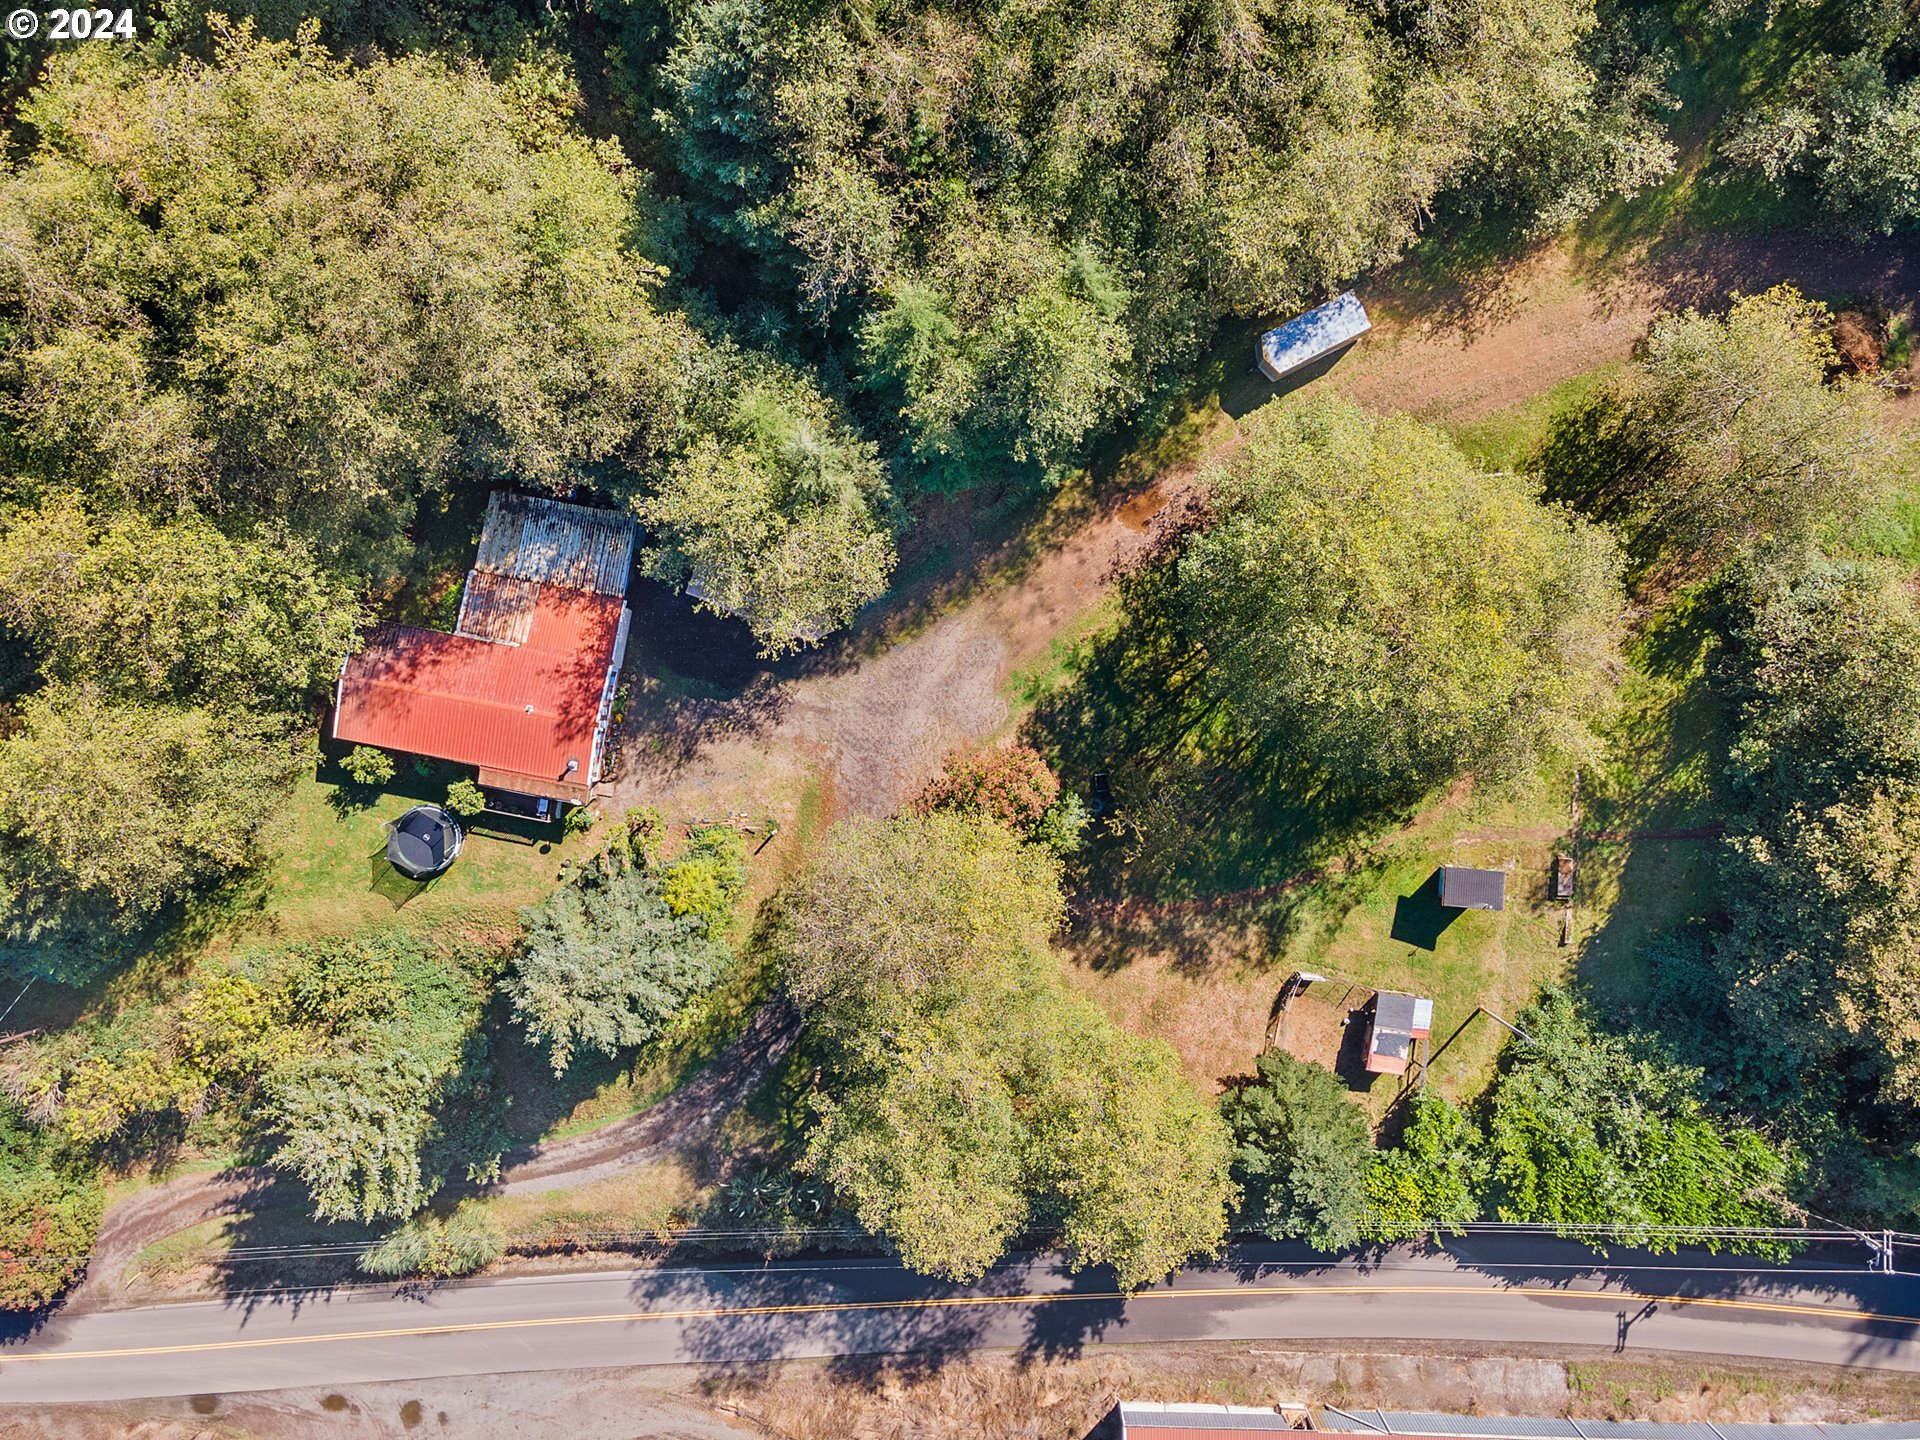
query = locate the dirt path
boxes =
[1339,231,1920,423]
[607,487,1177,828]
[66,1000,798,1314]
[607,230,1920,843]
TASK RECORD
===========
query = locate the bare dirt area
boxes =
[11,1344,1920,1440]
[1334,231,1920,424]
[604,481,1178,832]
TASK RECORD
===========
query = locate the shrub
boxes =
[342,745,396,787]
[563,804,599,836]
[444,779,486,818]
[0,1102,103,1311]
[1034,792,1091,857]
[661,826,747,938]
[359,1205,505,1278]
[914,745,1061,837]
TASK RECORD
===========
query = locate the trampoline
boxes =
[387,804,465,879]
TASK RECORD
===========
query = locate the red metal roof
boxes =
[334,587,622,788]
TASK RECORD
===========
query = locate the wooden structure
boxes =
[333,493,635,810]
[1363,990,1434,1076]
[1551,853,1577,901]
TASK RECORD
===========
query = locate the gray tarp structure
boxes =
[1257,291,1372,382]
[387,805,464,879]
[1439,864,1507,911]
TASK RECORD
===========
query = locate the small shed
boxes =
[1256,291,1372,383]
[1364,990,1434,1076]
[1439,864,1506,911]
[387,805,464,879]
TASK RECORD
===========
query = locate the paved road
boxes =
[5,1239,1920,1403]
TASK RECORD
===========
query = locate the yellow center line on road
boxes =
[6,1283,1915,1367]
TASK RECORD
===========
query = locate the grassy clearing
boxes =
[1444,363,1623,472]
[237,756,596,949]
[1067,768,1574,1113]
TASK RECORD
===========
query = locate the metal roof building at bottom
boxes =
[1318,1411,1920,1440]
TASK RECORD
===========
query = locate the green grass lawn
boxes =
[1444,363,1624,472]
[238,760,596,949]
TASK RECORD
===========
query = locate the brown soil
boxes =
[17,1343,1918,1439]
[604,482,1178,829]
[1339,231,1920,423]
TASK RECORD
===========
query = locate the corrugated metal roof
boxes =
[474,492,635,596]
[456,571,540,645]
[1120,1402,1297,1434]
[1257,292,1371,382]
[334,589,622,787]
[1319,1412,1920,1440]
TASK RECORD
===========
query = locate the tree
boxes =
[659,825,748,939]
[1712,558,1920,1117]
[359,1204,504,1278]
[0,502,363,713]
[0,1101,101,1311]
[1725,46,1920,237]
[1174,400,1621,797]
[639,370,897,655]
[1220,1052,1373,1252]
[1364,1091,1485,1240]
[914,746,1062,836]
[1542,287,1887,566]
[774,813,1231,1285]
[502,832,732,1074]
[775,812,1064,1045]
[1484,991,1790,1250]
[1023,1006,1233,1291]
[343,747,397,788]
[0,686,311,939]
[266,1029,444,1223]
[659,0,1667,486]
[1,23,695,574]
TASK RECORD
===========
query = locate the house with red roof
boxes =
[332,492,635,813]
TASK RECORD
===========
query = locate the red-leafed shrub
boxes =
[913,745,1060,835]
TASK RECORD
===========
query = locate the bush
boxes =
[563,804,599,836]
[0,1102,103,1311]
[359,1205,505,1278]
[661,826,748,939]
[1035,792,1091,857]
[914,746,1061,837]
[343,745,396,787]
[444,779,486,818]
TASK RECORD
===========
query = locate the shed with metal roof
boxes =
[1439,865,1507,911]
[1257,292,1372,383]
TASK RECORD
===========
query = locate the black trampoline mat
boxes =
[389,808,457,876]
